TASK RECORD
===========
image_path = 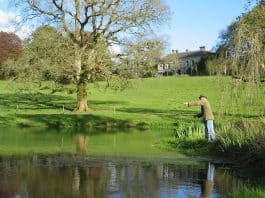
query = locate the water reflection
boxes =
[0,156,243,198]
[72,166,106,198]
[75,134,88,154]
[200,162,215,198]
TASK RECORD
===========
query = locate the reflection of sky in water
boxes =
[158,163,219,198]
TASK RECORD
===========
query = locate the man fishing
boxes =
[184,94,216,142]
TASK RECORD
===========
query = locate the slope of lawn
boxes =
[0,76,263,129]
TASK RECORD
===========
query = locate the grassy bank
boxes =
[156,119,265,163]
[0,76,263,128]
[0,76,223,128]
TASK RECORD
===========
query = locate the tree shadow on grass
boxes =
[0,93,75,111]
[0,114,18,127]
[0,93,132,130]
[17,113,148,132]
[118,107,198,120]
[222,113,262,119]
[118,107,262,120]
[0,93,127,112]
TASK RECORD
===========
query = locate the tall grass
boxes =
[156,118,265,162]
[173,120,204,138]
[227,186,265,198]
[217,120,265,145]
[217,120,265,163]
[155,120,211,155]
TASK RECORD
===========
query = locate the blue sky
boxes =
[0,0,250,52]
[160,0,249,52]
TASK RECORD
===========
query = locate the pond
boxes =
[0,128,264,198]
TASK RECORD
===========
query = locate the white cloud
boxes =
[0,10,16,24]
[0,25,32,39]
[0,10,31,39]
[109,45,122,55]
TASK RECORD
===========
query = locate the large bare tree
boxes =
[13,0,168,112]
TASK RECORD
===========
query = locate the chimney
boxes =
[200,46,206,51]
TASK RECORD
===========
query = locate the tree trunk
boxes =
[75,80,89,112]
[73,0,89,112]
[73,51,89,112]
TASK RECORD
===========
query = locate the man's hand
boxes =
[194,113,202,118]
[184,102,189,106]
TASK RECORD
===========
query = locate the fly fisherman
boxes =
[184,94,216,142]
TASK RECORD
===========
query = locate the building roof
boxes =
[178,50,213,59]
[161,47,215,62]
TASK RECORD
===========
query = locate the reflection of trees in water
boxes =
[160,164,203,184]
[118,165,160,198]
[0,158,244,198]
[72,167,107,198]
[214,169,242,195]
[75,134,88,154]
[72,167,80,196]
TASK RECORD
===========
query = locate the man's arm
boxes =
[184,101,203,107]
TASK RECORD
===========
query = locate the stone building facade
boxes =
[158,46,213,75]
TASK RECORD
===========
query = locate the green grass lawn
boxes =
[0,76,263,128]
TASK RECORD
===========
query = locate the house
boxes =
[157,50,179,76]
[158,46,214,75]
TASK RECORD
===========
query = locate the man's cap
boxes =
[199,94,207,99]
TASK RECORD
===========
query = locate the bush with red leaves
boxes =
[0,32,22,66]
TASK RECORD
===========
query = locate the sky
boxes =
[159,0,249,52]
[0,0,250,53]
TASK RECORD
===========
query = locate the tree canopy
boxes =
[0,32,22,78]
[215,1,265,80]
[12,0,169,112]
[119,38,165,78]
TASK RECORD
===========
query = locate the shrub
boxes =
[173,120,204,138]
[227,186,265,198]
[217,120,265,163]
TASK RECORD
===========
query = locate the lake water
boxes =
[0,128,264,198]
